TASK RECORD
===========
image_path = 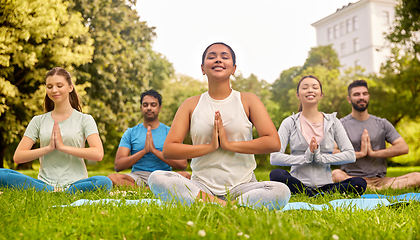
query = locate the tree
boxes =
[271,45,344,123]
[160,74,207,127]
[375,0,420,125]
[69,0,174,164]
[386,0,420,57]
[0,0,94,168]
[302,45,341,71]
[372,48,420,125]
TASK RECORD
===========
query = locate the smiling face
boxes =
[140,95,161,121]
[45,74,74,105]
[296,77,323,108]
[201,44,236,80]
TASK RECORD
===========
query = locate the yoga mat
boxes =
[361,193,420,202]
[53,193,419,210]
[282,198,391,211]
[52,199,161,208]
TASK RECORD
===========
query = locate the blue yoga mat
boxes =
[52,199,161,208]
[282,198,391,211]
[361,192,420,201]
[53,193,419,210]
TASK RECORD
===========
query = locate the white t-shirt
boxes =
[24,109,99,187]
[190,90,256,195]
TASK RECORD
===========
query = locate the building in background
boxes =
[311,0,397,74]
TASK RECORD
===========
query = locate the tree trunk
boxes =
[0,146,4,168]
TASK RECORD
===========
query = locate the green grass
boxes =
[1,168,419,239]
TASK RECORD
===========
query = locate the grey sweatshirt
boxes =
[270,112,355,187]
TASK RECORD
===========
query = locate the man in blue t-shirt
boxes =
[108,90,189,188]
[332,80,420,190]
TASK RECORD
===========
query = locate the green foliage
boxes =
[271,66,302,124]
[160,74,207,126]
[302,45,341,71]
[69,0,174,164]
[387,0,420,56]
[271,45,348,122]
[0,0,94,168]
[372,48,420,125]
[392,117,420,165]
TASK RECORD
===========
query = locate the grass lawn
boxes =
[1,167,419,239]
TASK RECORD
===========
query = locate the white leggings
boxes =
[148,170,291,210]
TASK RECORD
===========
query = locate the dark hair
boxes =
[141,89,162,106]
[348,80,368,96]
[296,75,323,112]
[44,67,81,112]
[202,42,236,66]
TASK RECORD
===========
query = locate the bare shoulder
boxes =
[240,92,263,107]
[180,95,201,111]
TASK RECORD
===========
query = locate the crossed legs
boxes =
[332,169,420,190]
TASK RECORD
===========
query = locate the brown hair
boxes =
[44,67,82,112]
[347,79,368,96]
[296,75,323,112]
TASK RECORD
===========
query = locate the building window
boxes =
[340,22,345,36]
[341,43,346,57]
[355,60,361,73]
[383,11,389,25]
[353,38,360,52]
[334,25,339,38]
[346,19,352,33]
[353,16,358,31]
[328,28,333,41]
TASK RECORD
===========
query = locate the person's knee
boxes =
[148,170,166,186]
[332,169,346,182]
[269,169,287,181]
[273,181,291,200]
[94,176,113,191]
[107,173,118,183]
[351,177,367,191]
[411,172,420,185]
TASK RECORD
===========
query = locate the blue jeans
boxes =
[0,168,112,193]
[270,169,367,196]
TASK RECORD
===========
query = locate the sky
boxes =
[136,0,354,83]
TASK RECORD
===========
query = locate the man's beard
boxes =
[351,100,369,112]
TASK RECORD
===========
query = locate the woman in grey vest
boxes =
[270,75,366,196]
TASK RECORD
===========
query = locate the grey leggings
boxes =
[148,170,291,210]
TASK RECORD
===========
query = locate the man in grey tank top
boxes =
[332,80,420,190]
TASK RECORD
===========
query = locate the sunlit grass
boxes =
[1,168,419,239]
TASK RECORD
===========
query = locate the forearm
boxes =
[163,143,216,160]
[370,146,409,159]
[222,136,280,154]
[114,149,147,172]
[270,149,313,166]
[150,148,187,170]
[58,145,104,162]
[14,146,54,164]
[315,149,356,165]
